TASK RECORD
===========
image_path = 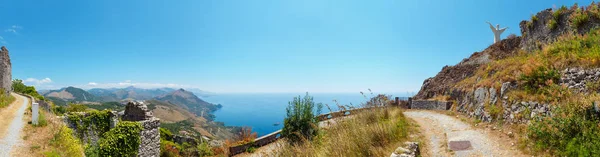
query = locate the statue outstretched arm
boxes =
[499,27,508,34]
[486,22,495,31]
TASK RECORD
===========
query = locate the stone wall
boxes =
[561,67,600,92]
[122,102,160,157]
[64,111,120,145]
[410,100,452,110]
[137,117,160,157]
[452,82,554,123]
[0,46,11,95]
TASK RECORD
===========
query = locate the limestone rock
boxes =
[390,142,419,157]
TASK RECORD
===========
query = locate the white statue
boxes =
[487,22,508,43]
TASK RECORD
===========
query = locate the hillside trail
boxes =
[0,93,29,157]
[404,110,526,157]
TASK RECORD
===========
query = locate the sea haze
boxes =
[203,93,407,136]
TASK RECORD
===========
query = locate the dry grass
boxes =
[14,108,84,157]
[275,107,417,157]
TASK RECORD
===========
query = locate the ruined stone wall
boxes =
[137,118,160,157]
[122,102,160,157]
[0,46,11,95]
[64,111,120,145]
[453,82,553,123]
[410,100,452,110]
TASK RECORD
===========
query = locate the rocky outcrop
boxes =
[0,46,11,95]
[390,142,419,157]
[520,4,600,51]
[414,36,521,100]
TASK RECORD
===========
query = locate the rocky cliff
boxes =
[415,3,600,123]
[0,46,11,95]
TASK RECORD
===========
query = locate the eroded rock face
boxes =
[0,46,11,95]
[122,102,153,121]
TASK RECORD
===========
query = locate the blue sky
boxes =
[0,0,592,93]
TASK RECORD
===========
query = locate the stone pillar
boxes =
[122,102,160,157]
[0,46,11,95]
[32,102,39,125]
[408,97,413,109]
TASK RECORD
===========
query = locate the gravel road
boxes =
[404,110,526,157]
[0,93,29,157]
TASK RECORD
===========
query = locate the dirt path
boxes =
[404,110,525,157]
[0,93,29,157]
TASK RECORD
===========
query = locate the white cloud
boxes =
[23,78,52,85]
[80,80,191,89]
[4,25,22,34]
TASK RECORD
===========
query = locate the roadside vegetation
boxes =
[0,90,15,108]
[274,93,415,156]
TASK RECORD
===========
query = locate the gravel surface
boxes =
[404,110,526,157]
[0,94,28,157]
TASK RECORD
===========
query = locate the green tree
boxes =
[281,93,322,144]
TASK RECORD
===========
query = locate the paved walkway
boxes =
[0,93,29,157]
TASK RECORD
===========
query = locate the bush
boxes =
[12,79,45,101]
[570,8,589,29]
[160,140,181,157]
[528,104,600,156]
[0,90,15,108]
[519,66,560,93]
[47,126,85,157]
[281,93,323,144]
[97,121,143,157]
[547,19,558,30]
[34,111,48,127]
[198,142,214,156]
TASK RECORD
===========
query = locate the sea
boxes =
[203,93,409,136]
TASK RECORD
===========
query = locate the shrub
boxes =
[519,66,560,93]
[160,140,181,157]
[281,93,323,144]
[197,142,214,156]
[570,7,589,29]
[554,5,568,21]
[548,19,558,30]
[47,126,85,157]
[0,90,15,108]
[12,79,45,101]
[97,121,143,157]
[527,103,600,156]
[232,127,257,145]
[34,111,48,127]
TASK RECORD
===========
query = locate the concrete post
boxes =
[32,102,39,125]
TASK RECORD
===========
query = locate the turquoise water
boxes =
[203,93,405,136]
